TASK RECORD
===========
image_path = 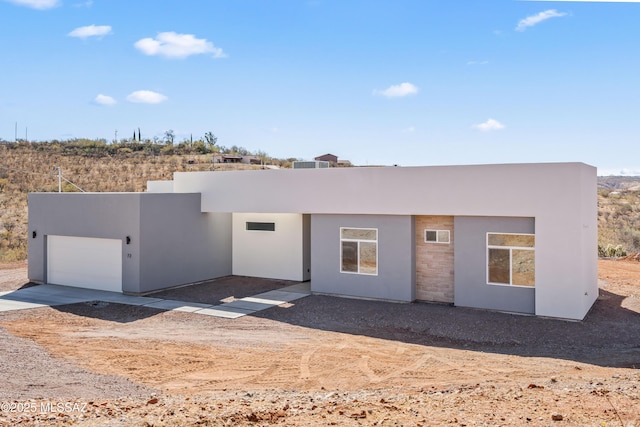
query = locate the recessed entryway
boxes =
[415,216,454,303]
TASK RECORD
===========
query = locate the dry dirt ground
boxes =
[0,260,638,426]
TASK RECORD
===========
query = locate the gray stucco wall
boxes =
[454,216,535,314]
[311,214,415,302]
[28,193,232,293]
[138,194,231,293]
[28,193,142,291]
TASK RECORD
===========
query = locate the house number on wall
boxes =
[127,253,132,258]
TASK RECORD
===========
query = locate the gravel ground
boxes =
[0,260,638,426]
[253,288,640,368]
[0,329,155,401]
[0,261,33,292]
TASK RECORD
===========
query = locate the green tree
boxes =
[164,129,175,145]
[193,140,207,154]
[204,131,217,149]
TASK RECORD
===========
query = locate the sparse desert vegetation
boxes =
[0,139,292,262]
[597,179,640,256]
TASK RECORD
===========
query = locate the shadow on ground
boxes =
[253,287,640,369]
[148,275,298,305]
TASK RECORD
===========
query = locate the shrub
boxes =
[598,244,627,258]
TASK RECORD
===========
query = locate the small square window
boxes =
[425,229,450,244]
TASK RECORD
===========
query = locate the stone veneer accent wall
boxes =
[415,215,454,303]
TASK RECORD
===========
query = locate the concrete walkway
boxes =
[0,282,310,319]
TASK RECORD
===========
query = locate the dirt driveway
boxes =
[0,260,638,426]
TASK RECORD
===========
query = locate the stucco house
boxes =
[27,162,598,320]
[314,153,338,163]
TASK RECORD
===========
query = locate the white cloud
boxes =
[373,82,419,98]
[134,32,226,59]
[473,118,505,132]
[401,126,416,133]
[467,60,489,66]
[616,168,640,175]
[516,9,567,31]
[94,94,116,106]
[68,25,112,39]
[126,90,168,104]
[3,0,58,9]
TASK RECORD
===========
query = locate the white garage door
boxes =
[47,235,122,292]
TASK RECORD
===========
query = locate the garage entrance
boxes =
[47,235,122,292]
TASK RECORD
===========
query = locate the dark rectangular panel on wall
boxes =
[246,222,275,231]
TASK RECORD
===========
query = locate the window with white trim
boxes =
[340,228,378,275]
[425,229,450,244]
[487,233,535,287]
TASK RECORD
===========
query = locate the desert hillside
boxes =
[598,176,640,191]
[0,140,276,261]
[598,187,640,256]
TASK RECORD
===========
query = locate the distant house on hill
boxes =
[213,154,261,165]
[314,153,338,164]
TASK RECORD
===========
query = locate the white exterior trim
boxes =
[486,232,535,288]
[339,227,378,276]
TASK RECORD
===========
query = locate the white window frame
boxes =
[486,232,535,287]
[339,227,378,276]
[424,229,450,244]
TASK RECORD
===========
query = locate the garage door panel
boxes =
[47,236,122,292]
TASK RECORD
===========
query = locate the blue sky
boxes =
[0,0,639,174]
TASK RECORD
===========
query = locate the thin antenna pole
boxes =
[15,122,17,142]
[57,166,62,192]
